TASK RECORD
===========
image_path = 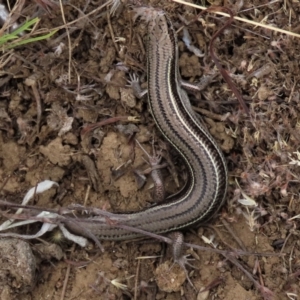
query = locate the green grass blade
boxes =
[11,17,40,36]
[0,17,57,51]
[6,30,57,49]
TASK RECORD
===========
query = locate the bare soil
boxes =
[0,0,300,299]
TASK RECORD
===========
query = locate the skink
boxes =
[66,9,228,240]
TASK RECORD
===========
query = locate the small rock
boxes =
[0,238,36,295]
[154,261,186,293]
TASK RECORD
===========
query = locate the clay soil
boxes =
[0,0,300,299]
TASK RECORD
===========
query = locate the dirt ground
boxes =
[0,0,300,299]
